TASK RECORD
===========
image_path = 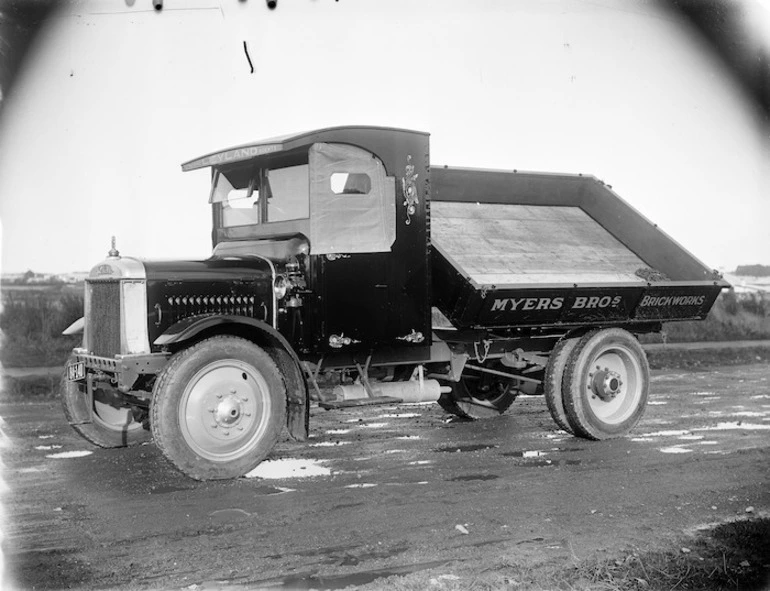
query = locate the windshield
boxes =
[211,164,309,228]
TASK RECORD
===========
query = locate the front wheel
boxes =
[60,355,150,448]
[562,328,649,440]
[150,336,286,480]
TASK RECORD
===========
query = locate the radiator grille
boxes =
[86,280,121,357]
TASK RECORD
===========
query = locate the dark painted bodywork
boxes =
[430,166,727,330]
[144,259,274,352]
[196,127,433,360]
[157,126,726,359]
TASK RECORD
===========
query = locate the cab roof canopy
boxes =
[181,125,428,173]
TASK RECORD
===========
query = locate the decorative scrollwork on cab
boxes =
[329,334,360,349]
[397,329,424,344]
[402,155,419,225]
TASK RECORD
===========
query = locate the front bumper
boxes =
[73,348,171,393]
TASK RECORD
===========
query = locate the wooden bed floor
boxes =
[431,202,649,285]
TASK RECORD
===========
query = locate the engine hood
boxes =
[143,258,274,283]
[88,256,274,283]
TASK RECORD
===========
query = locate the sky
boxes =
[0,0,768,275]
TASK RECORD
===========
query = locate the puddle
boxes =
[648,401,668,406]
[408,460,433,465]
[149,485,190,494]
[549,447,584,453]
[244,458,331,479]
[517,459,553,467]
[254,559,451,589]
[694,422,770,432]
[34,445,63,450]
[37,435,55,440]
[503,450,548,458]
[309,441,351,447]
[660,446,693,454]
[639,429,691,437]
[396,435,421,440]
[448,474,499,482]
[209,508,252,522]
[46,450,92,459]
[325,429,351,435]
[344,483,378,489]
[375,413,420,419]
[435,443,497,453]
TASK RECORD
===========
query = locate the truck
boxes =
[61,126,729,480]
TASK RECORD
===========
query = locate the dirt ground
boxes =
[2,362,769,590]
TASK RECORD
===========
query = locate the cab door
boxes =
[307,143,397,351]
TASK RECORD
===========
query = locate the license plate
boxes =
[67,361,86,382]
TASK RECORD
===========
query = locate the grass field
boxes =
[0,283,83,368]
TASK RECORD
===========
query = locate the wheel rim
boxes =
[584,344,643,425]
[179,359,272,462]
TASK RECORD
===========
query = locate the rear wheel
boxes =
[438,362,519,419]
[562,328,649,439]
[150,336,286,480]
[543,337,579,434]
[60,355,150,448]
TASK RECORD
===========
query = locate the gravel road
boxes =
[3,363,769,590]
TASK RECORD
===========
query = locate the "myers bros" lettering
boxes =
[491,295,622,313]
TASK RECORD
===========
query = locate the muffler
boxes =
[333,379,451,403]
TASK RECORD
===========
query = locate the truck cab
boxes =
[188,127,432,358]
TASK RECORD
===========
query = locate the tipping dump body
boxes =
[431,167,728,329]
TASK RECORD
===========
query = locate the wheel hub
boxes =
[213,394,246,427]
[590,367,623,401]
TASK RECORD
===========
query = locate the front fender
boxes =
[62,317,85,336]
[155,314,309,441]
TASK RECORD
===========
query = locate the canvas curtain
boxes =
[309,142,395,254]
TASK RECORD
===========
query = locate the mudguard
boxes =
[62,317,85,336]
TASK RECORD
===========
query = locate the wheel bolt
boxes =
[208,408,215,413]
[211,423,218,429]
[223,431,230,436]
[237,426,244,431]
[230,388,236,394]
[241,397,248,403]
[216,394,223,399]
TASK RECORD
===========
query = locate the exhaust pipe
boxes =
[333,379,450,403]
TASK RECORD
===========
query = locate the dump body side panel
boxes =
[431,167,727,329]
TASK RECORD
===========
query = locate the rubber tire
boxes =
[543,337,579,434]
[60,355,151,448]
[562,328,649,440]
[150,336,286,480]
[438,368,518,420]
